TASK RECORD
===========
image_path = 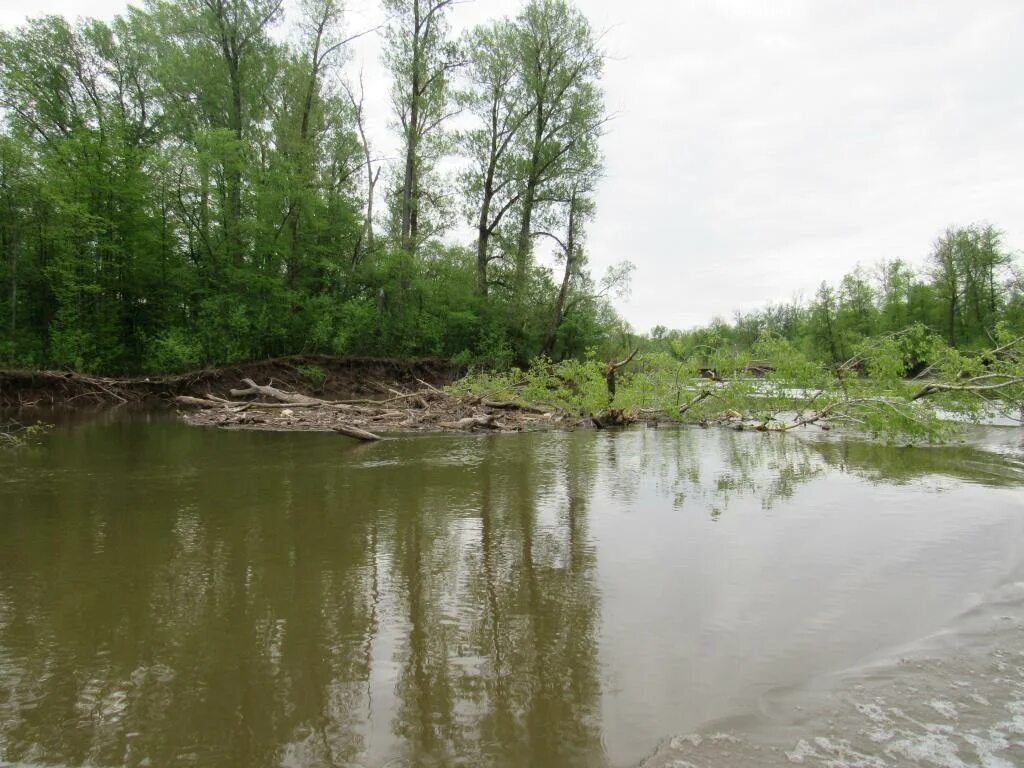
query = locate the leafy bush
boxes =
[297,364,327,393]
[144,328,203,373]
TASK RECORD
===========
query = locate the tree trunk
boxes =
[544,191,578,356]
[334,423,381,441]
[229,378,324,405]
[348,77,377,265]
[400,0,421,254]
[226,53,244,266]
[515,106,544,293]
[515,174,537,291]
[5,230,15,340]
[364,166,378,259]
[949,291,957,347]
[476,193,492,296]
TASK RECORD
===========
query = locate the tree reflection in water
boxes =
[0,418,1020,767]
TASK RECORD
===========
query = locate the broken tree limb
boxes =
[229,378,325,405]
[333,424,381,441]
[175,395,323,410]
[175,395,225,409]
[416,378,452,397]
[482,400,550,414]
[440,414,498,430]
[605,348,640,399]
[677,389,713,416]
[911,376,1024,401]
[607,347,639,373]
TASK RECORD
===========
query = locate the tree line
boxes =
[0,0,625,374]
[648,224,1024,368]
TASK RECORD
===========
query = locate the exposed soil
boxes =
[0,355,459,409]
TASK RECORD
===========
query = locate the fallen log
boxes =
[416,378,452,398]
[441,414,498,430]
[333,424,381,441]
[230,378,325,405]
[175,395,224,409]
[176,395,313,410]
[482,399,550,415]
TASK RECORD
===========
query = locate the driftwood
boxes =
[0,356,460,409]
[175,396,224,409]
[229,378,325,405]
[179,379,561,435]
[481,399,549,414]
[591,409,632,429]
[334,424,381,441]
[178,377,778,436]
[440,414,498,430]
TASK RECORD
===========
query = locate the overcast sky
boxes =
[3,0,1022,333]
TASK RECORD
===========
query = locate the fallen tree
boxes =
[0,419,51,449]
[449,328,1024,442]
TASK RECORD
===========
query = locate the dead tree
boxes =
[604,347,638,400]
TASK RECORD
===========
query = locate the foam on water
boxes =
[639,611,1024,768]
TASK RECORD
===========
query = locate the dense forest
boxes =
[0,0,622,374]
[1,0,1021,379]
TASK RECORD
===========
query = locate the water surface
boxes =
[0,415,1022,767]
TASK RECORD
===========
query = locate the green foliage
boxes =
[0,1,623,375]
[450,355,609,414]
[145,329,204,373]
[0,420,51,449]
[297,364,328,393]
[454,326,1024,443]
[645,227,1022,375]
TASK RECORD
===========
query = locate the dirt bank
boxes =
[0,355,459,408]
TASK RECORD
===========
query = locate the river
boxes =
[1,414,1022,767]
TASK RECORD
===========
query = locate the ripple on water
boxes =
[639,612,1024,768]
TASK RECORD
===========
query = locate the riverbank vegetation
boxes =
[454,322,1024,441]
[2,1,1023,443]
[0,0,622,374]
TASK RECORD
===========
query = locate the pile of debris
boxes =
[176,378,566,439]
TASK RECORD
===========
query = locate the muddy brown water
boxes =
[1,413,1023,767]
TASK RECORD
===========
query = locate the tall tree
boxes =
[345,72,381,264]
[384,0,459,254]
[537,180,593,356]
[459,20,531,296]
[930,225,1009,347]
[200,0,283,265]
[512,0,604,294]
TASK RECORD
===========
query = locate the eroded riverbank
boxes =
[0,356,457,408]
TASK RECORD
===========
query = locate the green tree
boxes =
[511,0,605,297]
[384,0,459,255]
[930,224,1010,347]
[459,19,530,296]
